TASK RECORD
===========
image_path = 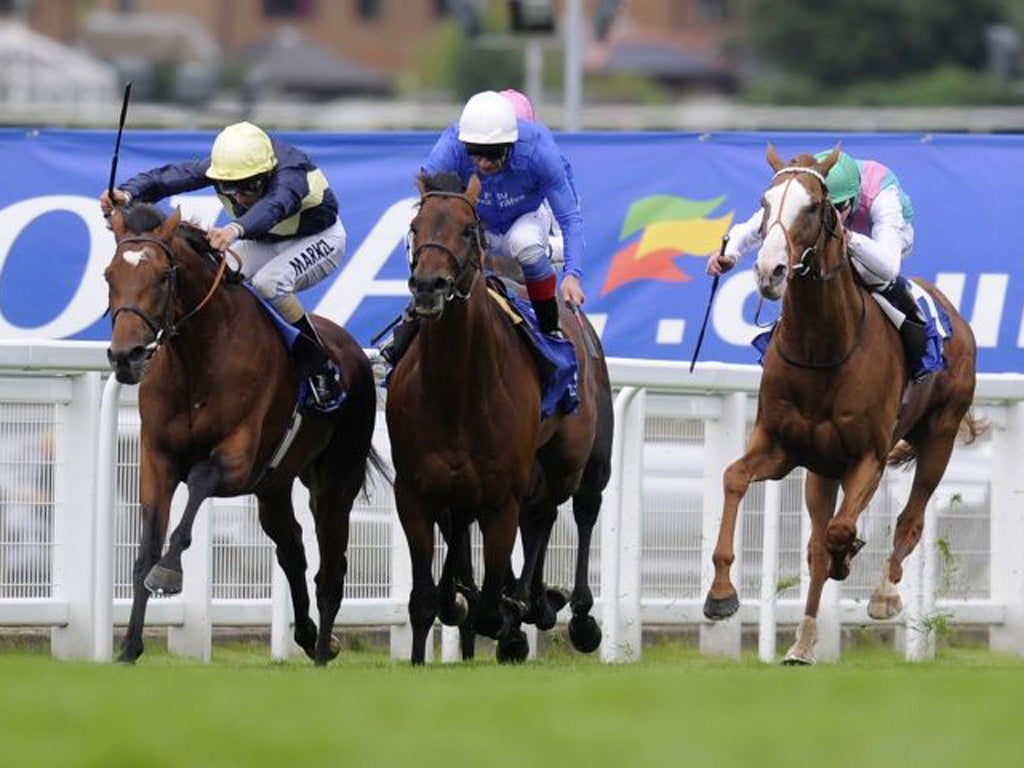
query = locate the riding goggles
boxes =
[463,143,511,164]
[214,175,267,197]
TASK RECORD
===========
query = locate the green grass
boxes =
[1,638,1022,767]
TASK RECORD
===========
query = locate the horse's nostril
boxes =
[433,276,452,293]
[772,264,787,281]
[127,346,148,363]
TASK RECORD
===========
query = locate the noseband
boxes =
[110,233,234,357]
[409,191,485,302]
[768,166,844,281]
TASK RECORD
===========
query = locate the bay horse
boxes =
[105,203,381,665]
[386,172,613,664]
[703,147,983,664]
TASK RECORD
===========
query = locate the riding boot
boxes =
[877,279,928,381]
[531,297,563,338]
[291,314,343,407]
[379,313,420,367]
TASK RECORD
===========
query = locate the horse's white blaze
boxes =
[120,248,148,266]
[756,179,812,278]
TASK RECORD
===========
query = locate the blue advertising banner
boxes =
[0,128,1021,372]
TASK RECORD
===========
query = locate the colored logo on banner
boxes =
[600,194,734,296]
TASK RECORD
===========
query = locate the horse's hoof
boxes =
[781,652,815,666]
[545,587,570,614]
[439,592,468,627]
[496,628,529,664]
[314,634,342,666]
[867,592,903,620]
[144,564,182,596]
[568,614,602,654]
[703,592,739,620]
[115,652,138,665]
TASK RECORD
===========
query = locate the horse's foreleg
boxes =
[145,458,221,595]
[394,480,437,665]
[476,500,522,646]
[256,486,317,659]
[783,473,838,665]
[437,522,471,629]
[828,456,884,581]
[119,452,175,664]
[705,430,791,620]
[870,421,960,620]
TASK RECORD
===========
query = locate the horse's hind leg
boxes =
[145,458,221,595]
[869,418,961,620]
[783,473,839,666]
[566,479,603,654]
[475,499,522,646]
[256,486,317,659]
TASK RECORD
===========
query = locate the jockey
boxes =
[707,149,928,380]
[431,89,585,326]
[100,121,345,409]
[378,90,584,365]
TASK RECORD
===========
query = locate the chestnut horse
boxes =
[386,172,613,664]
[105,204,380,665]
[703,147,982,664]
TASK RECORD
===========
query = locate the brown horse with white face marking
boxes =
[105,203,381,665]
[385,172,613,664]
[702,147,983,663]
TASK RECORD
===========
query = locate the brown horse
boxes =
[386,171,613,664]
[105,203,381,665]
[703,147,983,664]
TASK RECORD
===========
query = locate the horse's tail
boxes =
[361,445,392,501]
[886,407,989,469]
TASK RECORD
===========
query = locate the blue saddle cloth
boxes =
[487,277,580,419]
[243,284,347,413]
[751,276,950,381]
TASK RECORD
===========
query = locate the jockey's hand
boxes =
[99,188,131,217]
[562,274,585,307]
[706,251,737,276]
[207,223,242,253]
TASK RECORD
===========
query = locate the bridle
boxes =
[767,166,845,282]
[408,191,486,303]
[767,165,866,370]
[109,234,235,358]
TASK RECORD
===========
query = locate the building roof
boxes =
[0,21,118,105]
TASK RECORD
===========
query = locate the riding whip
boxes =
[689,234,729,373]
[107,81,133,208]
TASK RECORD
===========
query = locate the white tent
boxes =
[0,21,117,106]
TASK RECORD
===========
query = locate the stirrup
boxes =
[307,369,343,410]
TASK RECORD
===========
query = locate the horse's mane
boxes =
[122,203,221,263]
[418,171,465,194]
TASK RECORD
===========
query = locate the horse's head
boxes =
[407,172,485,318]
[754,145,845,301]
[104,204,183,383]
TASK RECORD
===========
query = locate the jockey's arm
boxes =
[422,126,465,178]
[232,165,306,239]
[119,160,212,203]
[846,186,907,286]
[708,207,763,275]
[540,159,584,281]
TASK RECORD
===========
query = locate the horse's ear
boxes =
[817,144,842,174]
[416,170,427,198]
[157,206,182,243]
[110,208,126,239]
[465,174,481,205]
[766,143,786,172]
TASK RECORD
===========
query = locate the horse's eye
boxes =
[463,224,475,239]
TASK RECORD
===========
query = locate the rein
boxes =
[110,233,237,357]
[409,191,486,303]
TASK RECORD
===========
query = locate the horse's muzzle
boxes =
[757,263,787,301]
[107,345,149,384]
[409,275,452,318]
